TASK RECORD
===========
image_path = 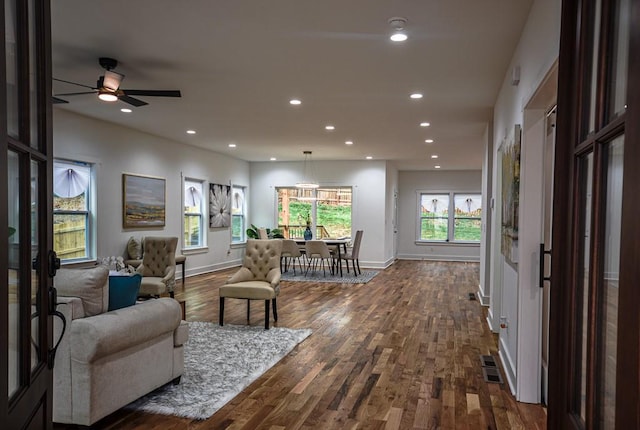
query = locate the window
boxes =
[53,160,94,262]
[419,192,481,242]
[184,179,205,248]
[231,185,246,243]
[277,187,352,239]
[453,194,482,241]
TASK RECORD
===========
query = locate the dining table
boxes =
[294,238,350,276]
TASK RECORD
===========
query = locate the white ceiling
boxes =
[51,0,533,170]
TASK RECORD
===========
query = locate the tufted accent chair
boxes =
[136,236,178,298]
[219,239,282,329]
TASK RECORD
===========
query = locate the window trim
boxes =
[231,184,247,244]
[53,158,96,264]
[416,190,482,244]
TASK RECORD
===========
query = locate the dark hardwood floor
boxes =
[54,260,547,429]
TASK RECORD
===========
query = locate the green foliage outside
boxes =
[278,200,352,238]
[421,217,481,241]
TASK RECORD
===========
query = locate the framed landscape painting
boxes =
[123,173,166,228]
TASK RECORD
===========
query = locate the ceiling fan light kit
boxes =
[53,57,182,107]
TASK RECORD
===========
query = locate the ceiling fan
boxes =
[53,57,181,107]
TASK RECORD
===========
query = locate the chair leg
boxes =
[356,259,361,275]
[264,300,270,330]
[272,298,278,321]
[246,299,251,323]
[219,297,225,326]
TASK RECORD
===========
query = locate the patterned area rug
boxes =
[281,269,379,284]
[126,322,312,420]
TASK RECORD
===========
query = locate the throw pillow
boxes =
[55,266,109,316]
[108,274,142,311]
[127,236,142,260]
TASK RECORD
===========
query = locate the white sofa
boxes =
[52,266,188,426]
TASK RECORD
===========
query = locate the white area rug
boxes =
[126,322,312,420]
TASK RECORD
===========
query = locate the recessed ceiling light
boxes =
[289,99,301,105]
[228,143,236,148]
[270,157,277,161]
[388,17,408,42]
[425,139,434,143]
[120,108,132,113]
[435,165,441,169]
[345,140,353,145]
[366,156,373,160]
[431,155,439,159]
[390,33,408,42]
[325,125,335,131]
[410,93,423,99]
[186,130,196,135]
[420,122,430,127]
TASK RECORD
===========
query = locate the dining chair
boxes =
[258,228,269,239]
[340,230,363,276]
[281,239,303,275]
[304,240,333,277]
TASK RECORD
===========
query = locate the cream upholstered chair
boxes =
[339,230,363,276]
[136,236,178,298]
[281,239,303,275]
[219,239,282,329]
[304,240,333,277]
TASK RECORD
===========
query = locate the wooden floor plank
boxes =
[53,260,546,430]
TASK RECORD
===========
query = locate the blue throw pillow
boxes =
[108,274,142,311]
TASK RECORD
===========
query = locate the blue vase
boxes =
[304,226,312,240]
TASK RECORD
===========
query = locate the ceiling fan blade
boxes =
[52,96,69,104]
[103,70,124,91]
[121,89,181,97]
[119,95,148,107]
[53,77,96,90]
[53,91,97,96]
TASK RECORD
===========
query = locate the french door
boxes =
[549,0,639,428]
[1,0,56,428]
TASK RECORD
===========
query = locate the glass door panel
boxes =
[5,0,19,139]
[575,152,594,423]
[608,0,629,119]
[7,150,20,398]
[598,136,624,428]
[30,160,41,372]
[587,0,602,136]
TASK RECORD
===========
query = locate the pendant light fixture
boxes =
[295,150,319,189]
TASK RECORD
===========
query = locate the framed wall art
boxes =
[122,173,166,228]
[209,183,231,228]
[500,124,521,267]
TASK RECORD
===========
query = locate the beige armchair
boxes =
[219,239,282,329]
[136,236,178,298]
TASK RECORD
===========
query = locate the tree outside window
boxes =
[420,194,449,241]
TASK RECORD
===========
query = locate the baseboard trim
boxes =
[477,286,490,306]
[185,259,242,278]
[499,337,517,396]
[397,254,480,263]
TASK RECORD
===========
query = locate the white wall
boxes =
[489,0,562,402]
[385,162,399,264]
[478,124,494,305]
[53,109,250,277]
[397,170,482,262]
[249,160,393,268]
